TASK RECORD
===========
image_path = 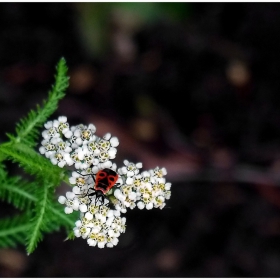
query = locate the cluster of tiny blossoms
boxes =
[40,116,171,248]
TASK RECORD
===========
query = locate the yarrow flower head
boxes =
[40,116,171,248]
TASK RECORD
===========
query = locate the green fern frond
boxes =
[13,57,69,147]
[26,180,55,254]
[0,142,66,186]
[0,214,31,248]
[0,164,36,210]
[0,177,36,210]
[0,162,6,178]
[25,180,75,254]
[0,58,76,253]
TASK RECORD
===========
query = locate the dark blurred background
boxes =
[1,2,280,277]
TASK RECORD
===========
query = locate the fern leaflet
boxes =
[0,142,66,186]
[26,180,54,254]
[12,57,69,147]
[0,214,31,248]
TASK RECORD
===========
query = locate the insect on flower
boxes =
[78,168,119,205]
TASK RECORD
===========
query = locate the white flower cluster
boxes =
[114,163,171,212]
[39,116,119,170]
[74,208,126,248]
[40,116,171,248]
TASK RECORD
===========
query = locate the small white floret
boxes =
[87,239,97,246]
[85,212,93,220]
[98,242,105,248]
[126,177,133,185]
[128,192,137,200]
[79,204,88,212]
[165,183,171,190]
[66,192,75,200]
[39,147,46,155]
[136,162,143,168]
[58,196,66,204]
[65,207,73,214]
[103,133,111,140]
[110,137,119,147]
[146,202,154,210]
[137,201,145,209]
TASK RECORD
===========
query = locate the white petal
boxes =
[92,227,100,234]
[76,138,83,145]
[75,220,82,227]
[74,229,81,237]
[79,204,88,212]
[99,216,106,224]
[85,212,93,220]
[72,200,80,211]
[88,123,96,133]
[87,239,97,246]
[72,186,80,194]
[113,210,121,217]
[165,183,171,190]
[50,157,58,165]
[112,237,119,246]
[103,133,111,140]
[66,192,75,200]
[159,203,166,209]
[58,116,67,123]
[58,196,66,204]
[106,217,114,226]
[39,147,46,154]
[72,171,80,178]
[58,161,66,168]
[77,150,84,160]
[137,201,145,210]
[111,163,117,171]
[108,151,116,159]
[110,137,119,147]
[161,167,167,175]
[44,121,53,129]
[121,167,127,174]
[74,129,81,137]
[146,202,153,210]
[65,130,73,138]
[103,160,112,168]
[126,177,133,185]
[128,192,137,200]
[80,162,88,169]
[136,162,143,168]
[69,177,76,185]
[114,189,122,199]
[62,127,69,134]
[157,178,166,184]
[142,171,150,177]
[91,166,99,174]
[65,147,72,153]
[98,242,105,248]
[127,171,134,177]
[65,207,73,214]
